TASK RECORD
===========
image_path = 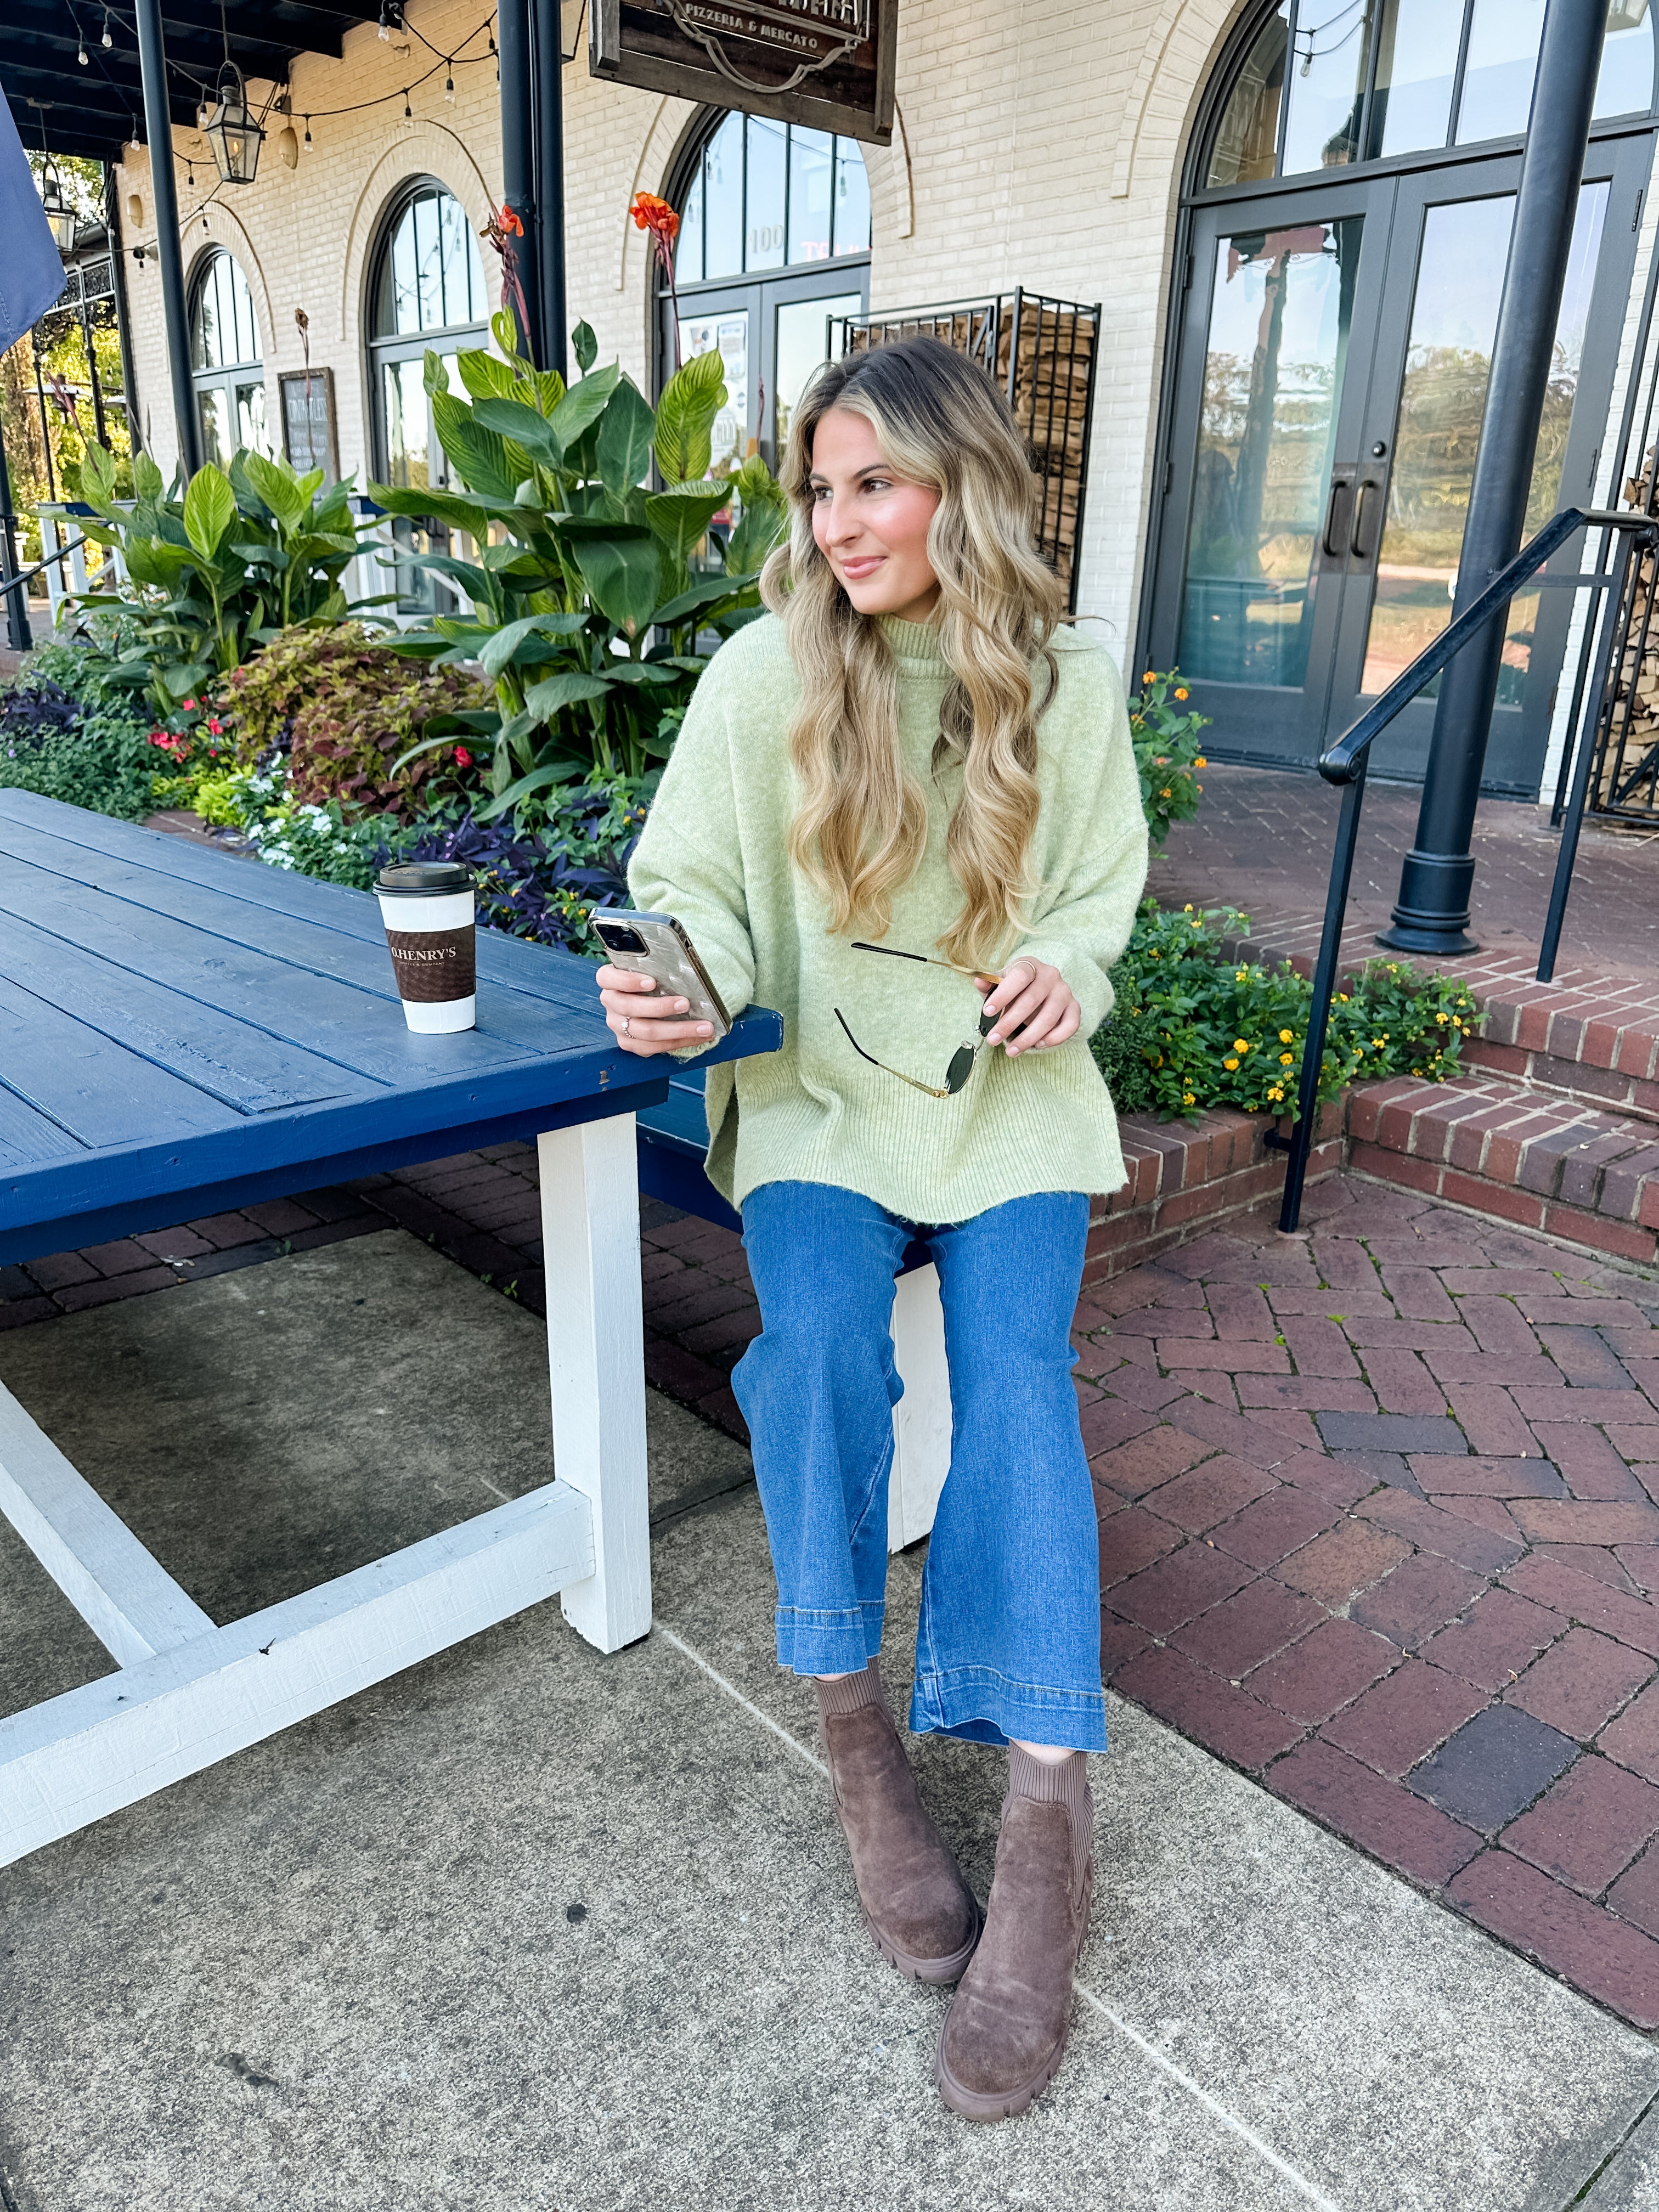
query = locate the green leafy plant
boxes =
[63,442,380,716]
[1092,900,1479,1121]
[1130,668,1209,846]
[215,620,489,822]
[371,308,788,820]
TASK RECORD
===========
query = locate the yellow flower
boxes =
[1339,992,1350,1003]
[1452,1017,1464,1029]
[1234,1039,1249,1052]
[1278,1052,1292,1065]
[1235,968,1249,981]
[1195,756,1207,767]
[1267,1086,1284,1102]
[1190,918,1202,929]
[1279,1029,1294,1043]
[1161,788,1172,798]
[1372,1038,1386,1049]
[1174,687,1189,701]
[1436,1011,1449,1024]
[1183,903,1193,912]
[1224,1057,1239,1071]
[1182,1091,1196,1105]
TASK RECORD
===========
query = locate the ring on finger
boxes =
[621,1014,631,1037]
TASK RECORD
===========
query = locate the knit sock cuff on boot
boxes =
[1008,1743,1093,1892]
[814,1659,887,1717]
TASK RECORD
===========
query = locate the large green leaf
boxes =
[569,532,662,632]
[365,483,501,535]
[471,396,566,470]
[653,349,726,486]
[645,482,729,571]
[547,362,622,455]
[477,610,588,680]
[122,537,196,588]
[477,761,587,821]
[431,392,520,499]
[523,669,613,720]
[133,452,165,503]
[182,465,236,561]
[572,320,599,374]
[455,348,520,402]
[242,452,310,533]
[596,377,656,503]
[651,574,748,626]
[78,439,119,517]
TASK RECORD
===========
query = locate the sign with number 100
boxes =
[589,0,896,145]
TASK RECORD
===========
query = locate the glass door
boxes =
[1146,178,1389,762]
[1323,139,1641,788]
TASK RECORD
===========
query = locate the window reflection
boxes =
[375,185,485,337]
[1370,0,1461,158]
[1205,0,1654,184]
[1177,219,1361,688]
[672,114,872,278]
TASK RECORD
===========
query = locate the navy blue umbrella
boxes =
[0,91,67,356]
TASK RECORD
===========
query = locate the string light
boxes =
[444,61,454,100]
[101,9,113,47]
[77,37,88,64]
[379,1,392,37]
[303,115,312,150]
[402,88,412,123]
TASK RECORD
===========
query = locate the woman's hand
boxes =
[597,965,715,1056]
[974,958,1081,1056]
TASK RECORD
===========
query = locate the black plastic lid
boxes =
[376,861,473,896]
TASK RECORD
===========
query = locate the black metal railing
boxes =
[1277,504,1659,1235]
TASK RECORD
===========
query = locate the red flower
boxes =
[454,745,473,768]
[499,202,523,237]
[207,716,223,734]
[182,697,198,710]
[630,191,680,249]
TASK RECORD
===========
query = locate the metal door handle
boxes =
[1351,479,1379,562]
[1323,477,1353,558]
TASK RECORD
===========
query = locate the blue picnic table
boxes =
[0,789,780,1866]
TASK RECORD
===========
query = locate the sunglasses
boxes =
[833,941,1002,1099]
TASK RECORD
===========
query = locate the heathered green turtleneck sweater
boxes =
[627,610,1148,1225]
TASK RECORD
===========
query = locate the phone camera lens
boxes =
[597,924,646,954]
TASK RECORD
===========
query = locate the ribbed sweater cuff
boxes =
[814,1658,887,1717]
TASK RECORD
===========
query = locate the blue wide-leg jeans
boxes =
[732,1180,1107,1752]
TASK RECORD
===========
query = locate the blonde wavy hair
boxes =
[759,335,1066,973]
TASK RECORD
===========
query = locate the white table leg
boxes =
[889,1262,951,1551]
[537,1114,652,1652]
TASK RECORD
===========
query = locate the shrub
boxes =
[0,654,159,821]
[215,622,489,821]
[1092,900,1478,1121]
[1130,669,1208,847]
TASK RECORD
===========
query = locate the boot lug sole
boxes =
[863,1898,983,1986]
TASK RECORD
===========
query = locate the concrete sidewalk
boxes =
[3,1231,1658,2210]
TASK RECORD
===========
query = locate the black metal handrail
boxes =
[1277,504,1659,1234]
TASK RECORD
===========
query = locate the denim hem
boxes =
[775,1601,885,1677]
[907,1664,1109,1753]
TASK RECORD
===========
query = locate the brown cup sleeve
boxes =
[385,926,476,1004]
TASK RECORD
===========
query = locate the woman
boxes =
[596,336,1147,2121]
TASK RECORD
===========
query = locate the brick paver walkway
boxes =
[1151,760,1659,980]
[12,1146,1659,2026]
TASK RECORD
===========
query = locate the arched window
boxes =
[190,248,267,465]
[659,110,872,465]
[366,181,489,612]
[1205,0,1656,188]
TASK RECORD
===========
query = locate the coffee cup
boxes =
[375,861,476,1032]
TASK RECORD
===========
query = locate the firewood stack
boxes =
[1594,445,1659,815]
[841,291,1100,606]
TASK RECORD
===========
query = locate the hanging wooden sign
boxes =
[589,0,895,145]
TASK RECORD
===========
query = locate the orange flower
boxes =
[631,190,680,246]
[499,202,524,237]
[1173,686,1189,700]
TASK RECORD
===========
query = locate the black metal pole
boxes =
[498,0,544,368]
[1379,0,1606,957]
[0,416,35,654]
[133,0,201,477]
[1279,762,1368,1234]
[532,0,567,380]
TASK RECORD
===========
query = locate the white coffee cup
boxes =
[375,861,476,1033]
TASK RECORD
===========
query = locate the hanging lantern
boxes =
[202,62,264,184]
[38,158,78,253]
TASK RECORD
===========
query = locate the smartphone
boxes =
[593,910,732,1042]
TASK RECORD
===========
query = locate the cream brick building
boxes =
[103,0,1659,798]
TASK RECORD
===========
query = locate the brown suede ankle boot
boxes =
[815,1663,981,1984]
[934,1744,1093,2121]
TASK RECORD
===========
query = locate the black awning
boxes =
[1,2,388,164]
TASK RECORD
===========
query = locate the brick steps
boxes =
[1347,1075,1659,1264]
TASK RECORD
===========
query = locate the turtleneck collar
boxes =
[877,613,950,672]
